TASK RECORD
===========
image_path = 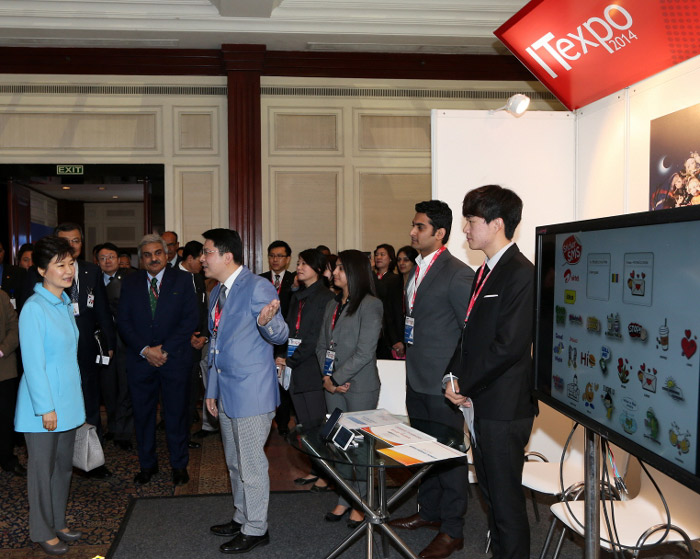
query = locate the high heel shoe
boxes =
[56,529,82,542]
[347,518,364,529]
[38,540,68,556]
[324,508,349,522]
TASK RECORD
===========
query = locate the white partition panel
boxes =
[432,110,576,268]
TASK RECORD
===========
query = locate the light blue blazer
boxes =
[15,284,86,433]
[206,266,289,419]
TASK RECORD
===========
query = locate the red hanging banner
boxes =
[495,0,700,110]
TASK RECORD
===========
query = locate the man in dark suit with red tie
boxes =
[260,240,296,435]
[118,234,198,486]
[445,184,537,559]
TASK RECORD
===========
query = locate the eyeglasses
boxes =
[202,249,221,256]
[98,255,117,261]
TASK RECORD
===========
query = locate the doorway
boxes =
[0,163,164,264]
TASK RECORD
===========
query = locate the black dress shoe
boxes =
[347,518,364,529]
[210,520,242,537]
[172,468,189,486]
[193,428,219,439]
[114,440,133,451]
[87,465,112,479]
[188,440,201,449]
[134,467,158,484]
[56,529,82,542]
[293,475,318,485]
[3,463,27,477]
[309,484,332,493]
[219,531,269,554]
[38,540,68,556]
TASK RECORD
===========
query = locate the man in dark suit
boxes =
[117,234,198,486]
[54,223,116,479]
[97,242,133,451]
[389,200,474,559]
[445,185,537,559]
[162,231,182,269]
[260,240,296,436]
[178,240,212,444]
[0,241,26,307]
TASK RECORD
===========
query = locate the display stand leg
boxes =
[584,428,600,559]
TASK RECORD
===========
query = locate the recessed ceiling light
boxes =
[112,195,119,199]
[98,186,106,191]
[62,186,71,190]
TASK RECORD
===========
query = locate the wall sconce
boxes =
[489,93,531,117]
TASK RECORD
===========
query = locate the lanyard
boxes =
[409,246,446,311]
[331,302,342,331]
[213,287,224,334]
[377,271,387,280]
[294,299,306,335]
[464,263,492,323]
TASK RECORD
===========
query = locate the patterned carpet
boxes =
[0,417,312,559]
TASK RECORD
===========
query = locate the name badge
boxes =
[86,293,95,308]
[404,316,415,345]
[96,355,111,366]
[323,349,336,376]
[287,338,302,358]
[72,302,80,316]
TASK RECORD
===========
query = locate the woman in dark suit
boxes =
[316,249,383,528]
[373,243,405,359]
[275,248,334,491]
[15,236,85,556]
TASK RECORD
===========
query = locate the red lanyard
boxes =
[213,294,223,333]
[464,263,492,323]
[331,303,341,331]
[409,246,446,310]
[377,271,387,280]
[294,300,306,335]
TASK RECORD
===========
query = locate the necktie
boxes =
[274,274,281,290]
[69,278,79,302]
[217,285,228,313]
[149,277,159,317]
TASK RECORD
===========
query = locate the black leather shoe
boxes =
[38,540,68,556]
[293,475,318,485]
[324,508,349,522]
[219,532,269,554]
[172,468,189,486]
[56,529,82,542]
[87,465,112,479]
[309,483,332,493]
[134,467,158,484]
[347,518,364,529]
[193,429,219,439]
[114,440,133,451]
[188,440,201,449]
[210,520,242,538]
[4,463,27,477]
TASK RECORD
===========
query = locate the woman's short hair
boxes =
[33,236,73,270]
[18,243,34,259]
[298,248,327,279]
[375,243,397,273]
[338,249,376,315]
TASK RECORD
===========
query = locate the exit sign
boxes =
[57,165,83,175]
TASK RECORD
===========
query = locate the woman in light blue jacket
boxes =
[15,236,85,557]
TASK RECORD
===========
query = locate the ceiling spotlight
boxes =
[489,93,531,117]
[98,186,106,191]
[112,195,119,199]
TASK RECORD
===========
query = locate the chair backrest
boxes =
[376,359,407,416]
[526,403,578,462]
[635,462,700,539]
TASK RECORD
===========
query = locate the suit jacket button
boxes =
[216,350,220,354]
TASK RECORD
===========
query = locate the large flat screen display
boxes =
[534,206,700,493]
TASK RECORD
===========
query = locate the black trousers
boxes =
[406,384,469,540]
[0,376,19,469]
[472,415,533,559]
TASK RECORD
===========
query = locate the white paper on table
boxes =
[337,409,398,429]
[361,423,436,446]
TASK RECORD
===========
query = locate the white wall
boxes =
[432,109,576,268]
[576,53,700,217]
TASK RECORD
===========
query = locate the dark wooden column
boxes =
[222,44,266,273]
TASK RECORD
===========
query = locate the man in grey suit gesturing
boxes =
[200,228,289,555]
[389,200,474,559]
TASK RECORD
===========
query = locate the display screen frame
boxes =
[534,205,700,494]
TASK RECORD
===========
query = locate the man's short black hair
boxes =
[163,231,179,242]
[462,184,523,240]
[267,240,291,257]
[99,242,119,255]
[182,240,203,260]
[54,222,84,239]
[202,229,243,265]
[415,200,453,244]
